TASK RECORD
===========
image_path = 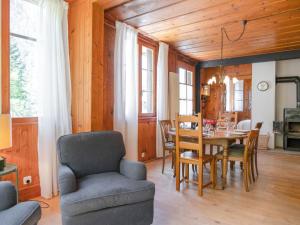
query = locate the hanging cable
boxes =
[222,20,248,43]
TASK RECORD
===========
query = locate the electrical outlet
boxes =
[23,176,32,185]
[141,152,145,158]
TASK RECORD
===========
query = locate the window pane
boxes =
[142,46,153,71]
[142,69,152,92]
[10,36,38,117]
[141,46,154,114]
[179,100,187,115]
[187,85,193,100]
[179,84,187,99]
[234,80,244,91]
[234,101,243,112]
[10,0,38,39]
[142,91,153,114]
[179,68,186,83]
[187,100,193,115]
[187,71,193,85]
[234,80,244,112]
[225,80,231,112]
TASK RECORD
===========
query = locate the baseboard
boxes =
[19,184,41,201]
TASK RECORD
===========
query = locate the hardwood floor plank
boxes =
[38,150,300,225]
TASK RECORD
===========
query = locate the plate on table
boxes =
[230,131,247,136]
[234,129,250,133]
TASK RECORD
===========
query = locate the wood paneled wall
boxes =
[68,0,105,133]
[201,64,252,121]
[103,20,115,130]
[1,118,40,201]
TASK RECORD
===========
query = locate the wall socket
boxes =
[23,176,32,185]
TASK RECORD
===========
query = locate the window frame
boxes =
[1,0,39,118]
[138,39,157,118]
[177,61,195,115]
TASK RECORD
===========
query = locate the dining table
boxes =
[168,129,248,189]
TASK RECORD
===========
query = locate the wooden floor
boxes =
[38,150,300,225]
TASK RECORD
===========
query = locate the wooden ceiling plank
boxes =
[140,0,300,34]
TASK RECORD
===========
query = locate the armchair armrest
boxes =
[120,159,147,180]
[0,181,17,211]
[58,165,77,195]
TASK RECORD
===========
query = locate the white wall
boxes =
[275,59,300,147]
[252,62,276,149]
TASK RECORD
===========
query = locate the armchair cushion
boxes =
[58,165,77,195]
[61,172,155,217]
[0,201,41,225]
[57,131,126,178]
[120,159,146,180]
[0,181,17,211]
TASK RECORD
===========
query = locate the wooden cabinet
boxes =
[138,118,156,161]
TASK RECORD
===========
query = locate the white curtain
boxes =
[156,42,169,157]
[37,0,72,199]
[114,21,138,161]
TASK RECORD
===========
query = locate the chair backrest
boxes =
[175,113,203,157]
[217,112,238,127]
[255,122,263,129]
[57,131,126,178]
[244,129,259,161]
[254,122,263,150]
[159,120,172,146]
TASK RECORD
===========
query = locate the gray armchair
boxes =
[0,181,41,225]
[57,131,155,225]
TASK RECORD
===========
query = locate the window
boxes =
[225,78,244,112]
[179,68,193,115]
[10,0,39,117]
[140,45,155,115]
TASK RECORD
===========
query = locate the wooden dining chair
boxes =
[159,120,176,174]
[215,129,259,192]
[254,122,263,177]
[175,113,216,196]
[230,122,263,182]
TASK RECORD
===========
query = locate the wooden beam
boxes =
[197,50,300,68]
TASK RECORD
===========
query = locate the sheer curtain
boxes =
[156,42,169,157]
[37,0,72,198]
[114,21,138,161]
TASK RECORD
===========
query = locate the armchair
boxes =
[57,131,155,225]
[0,181,41,225]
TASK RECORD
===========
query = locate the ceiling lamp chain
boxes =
[208,20,248,85]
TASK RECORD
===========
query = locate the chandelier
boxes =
[207,20,248,85]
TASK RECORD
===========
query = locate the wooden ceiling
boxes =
[105,0,300,61]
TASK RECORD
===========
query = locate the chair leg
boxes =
[198,159,203,196]
[176,157,180,192]
[162,150,165,174]
[240,162,243,170]
[210,158,216,188]
[230,161,235,170]
[173,152,176,177]
[185,163,189,183]
[243,162,250,192]
[255,151,259,177]
[251,154,256,182]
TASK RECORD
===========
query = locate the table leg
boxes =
[222,144,229,189]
